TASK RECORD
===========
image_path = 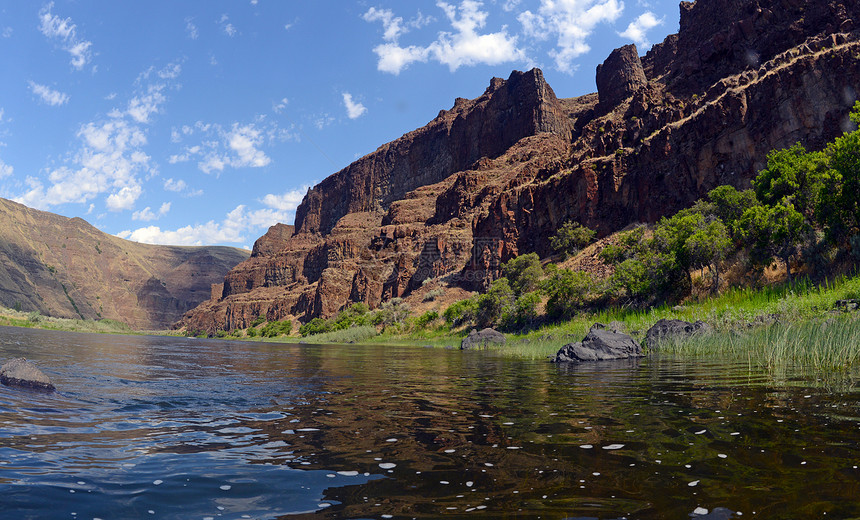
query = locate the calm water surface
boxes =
[1,326,859,519]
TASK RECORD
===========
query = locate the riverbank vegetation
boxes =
[228,103,860,370]
[0,308,136,335]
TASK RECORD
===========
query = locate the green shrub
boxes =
[262,319,293,337]
[541,269,593,319]
[502,253,543,296]
[551,221,596,258]
[423,288,445,302]
[443,298,478,327]
[416,310,439,329]
[250,315,266,327]
[500,291,541,330]
[299,317,331,337]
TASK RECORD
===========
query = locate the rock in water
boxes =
[461,328,506,350]
[553,327,643,363]
[0,358,55,392]
[644,319,712,351]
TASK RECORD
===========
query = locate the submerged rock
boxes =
[0,358,55,392]
[552,326,643,363]
[644,319,712,350]
[461,328,506,350]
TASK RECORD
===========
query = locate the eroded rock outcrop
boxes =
[178,0,860,334]
[552,326,644,363]
[0,358,55,392]
[597,44,648,112]
[461,328,506,350]
[645,319,713,350]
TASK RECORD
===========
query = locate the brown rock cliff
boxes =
[178,0,860,333]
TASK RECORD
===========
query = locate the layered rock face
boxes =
[178,0,860,334]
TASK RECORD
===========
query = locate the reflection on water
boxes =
[1,326,859,519]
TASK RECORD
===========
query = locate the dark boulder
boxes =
[0,358,55,392]
[553,326,644,363]
[644,319,712,350]
[461,328,506,350]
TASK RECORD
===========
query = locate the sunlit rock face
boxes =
[179,0,860,333]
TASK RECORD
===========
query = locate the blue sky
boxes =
[0,0,678,249]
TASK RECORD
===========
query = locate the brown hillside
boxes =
[0,197,249,329]
[179,0,860,334]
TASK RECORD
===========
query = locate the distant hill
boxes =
[0,197,249,329]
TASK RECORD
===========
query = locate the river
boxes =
[1,326,859,519]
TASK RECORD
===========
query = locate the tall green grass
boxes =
[659,316,860,371]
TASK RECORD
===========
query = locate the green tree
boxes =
[707,185,759,235]
[754,143,828,219]
[684,219,732,292]
[502,253,543,296]
[824,111,860,242]
[738,201,808,282]
[476,278,515,327]
[551,220,596,257]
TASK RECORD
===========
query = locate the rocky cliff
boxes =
[0,198,249,329]
[178,0,860,334]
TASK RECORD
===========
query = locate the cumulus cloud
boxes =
[38,2,93,70]
[170,118,296,175]
[519,0,624,74]
[342,93,367,119]
[132,202,171,221]
[29,81,70,106]
[117,202,295,246]
[261,188,306,211]
[14,63,178,212]
[618,11,663,49]
[364,1,523,74]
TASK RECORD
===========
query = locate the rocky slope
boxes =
[0,197,249,329]
[178,0,860,334]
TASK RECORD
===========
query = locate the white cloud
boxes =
[38,2,94,71]
[363,7,407,42]
[618,11,663,49]
[186,18,199,39]
[261,188,306,211]
[132,201,170,221]
[14,64,178,212]
[164,178,187,192]
[273,97,289,113]
[2,27,12,38]
[518,0,624,74]
[117,203,294,246]
[431,1,524,71]
[342,93,367,119]
[372,43,430,74]
[106,184,142,211]
[29,81,70,106]
[220,14,237,37]
[365,1,523,74]
[229,123,270,168]
[126,84,166,123]
[0,158,12,178]
[171,119,295,174]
